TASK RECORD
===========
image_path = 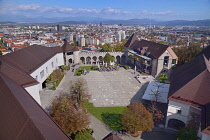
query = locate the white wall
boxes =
[165,100,191,128]
[25,84,41,105]
[201,133,210,140]
[30,52,64,90]
[156,49,173,77]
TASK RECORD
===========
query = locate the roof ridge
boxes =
[0,73,70,139]
[203,54,210,73]
[0,59,37,86]
[170,69,210,106]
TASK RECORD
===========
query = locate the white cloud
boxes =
[101,7,120,14]
[123,11,131,14]
[0,2,175,19]
[151,11,173,15]
[17,4,40,10]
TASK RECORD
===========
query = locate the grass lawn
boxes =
[74,66,98,76]
[83,100,126,131]
[78,66,98,71]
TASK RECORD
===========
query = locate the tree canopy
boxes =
[50,95,90,135]
[172,44,202,65]
[103,53,115,63]
[176,126,198,140]
[122,101,154,135]
[70,78,91,105]
[101,43,112,52]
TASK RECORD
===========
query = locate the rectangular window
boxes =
[40,70,44,79]
[163,56,169,67]
[67,52,73,55]
[146,61,151,65]
[172,59,176,65]
[51,62,54,68]
[56,58,58,63]
[46,67,48,73]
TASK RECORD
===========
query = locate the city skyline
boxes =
[0,0,210,22]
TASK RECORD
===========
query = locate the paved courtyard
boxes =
[81,68,154,107]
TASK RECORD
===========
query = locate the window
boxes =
[46,67,48,73]
[56,58,58,63]
[51,62,54,68]
[67,52,73,55]
[172,59,176,65]
[146,61,151,65]
[40,70,44,79]
[177,109,182,114]
[163,56,169,67]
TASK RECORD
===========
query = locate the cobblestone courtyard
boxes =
[81,68,154,107]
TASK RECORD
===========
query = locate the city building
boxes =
[165,46,210,140]
[69,34,74,42]
[57,24,62,32]
[115,30,126,42]
[124,33,178,77]
[79,37,85,47]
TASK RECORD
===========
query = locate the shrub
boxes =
[62,65,70,70]
[72,129,95,140]
[176,126,198,140]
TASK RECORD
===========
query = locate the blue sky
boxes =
[0,0,210,21]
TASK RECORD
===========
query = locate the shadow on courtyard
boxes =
[101,113,122,131]
[140,130,177,140]
[130,82,149,104]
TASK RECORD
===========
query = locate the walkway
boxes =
[40,66,79,110]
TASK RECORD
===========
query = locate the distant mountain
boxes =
[0,16,210,26]
[100,18,160,25]
[162,19,210,26]
[57,21,87,24]
[0,21,17,25]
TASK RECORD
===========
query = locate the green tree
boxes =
[122,101,154,136]
[103,53,115,64]
[73,129,94,140]
[70,78,91,105]
[0,51,2,56]
[176,126,198,140]
[172,44,202,66]
[47,69,64,89]
[159,74,168,83]
[157,41,165,45]
[50,95,90,135]
[101,43,113,52]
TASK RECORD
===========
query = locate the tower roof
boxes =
[124,33,138,48]
[61,40,79,53]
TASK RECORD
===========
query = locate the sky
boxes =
[0,0,210,21]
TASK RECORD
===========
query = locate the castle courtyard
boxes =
[81,68,153,107]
